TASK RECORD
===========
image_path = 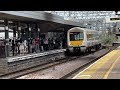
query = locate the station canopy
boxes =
[45,11,115,20]
[45,11,120,31]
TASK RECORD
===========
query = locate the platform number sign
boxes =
[106,16,120,23]
[110,18,120,21]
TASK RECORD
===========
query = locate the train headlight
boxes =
[82,42,85,45]
[69,42,71,45]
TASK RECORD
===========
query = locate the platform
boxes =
[72,49,120,79]
[7,49,66,63]
[0,49,66,74]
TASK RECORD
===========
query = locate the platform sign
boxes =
[116,33,120,41]
[106,16,120,23]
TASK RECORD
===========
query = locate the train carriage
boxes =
[65,27,101,55]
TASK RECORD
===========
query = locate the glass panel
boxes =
[70,32,84,41]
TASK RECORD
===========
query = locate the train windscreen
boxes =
[116,34,120,36]
[70,32,84,41]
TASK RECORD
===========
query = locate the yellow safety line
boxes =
[73,50,120,79]
[73,50,117,79]
[103,54,120,79]
[78,51,119,79]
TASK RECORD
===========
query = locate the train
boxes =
[65,27,101,55]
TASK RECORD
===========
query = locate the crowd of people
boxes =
[9,35,66,56]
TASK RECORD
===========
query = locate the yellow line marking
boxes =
[73,51,115,79]
[73,50,120,79]
[103,54,120,79]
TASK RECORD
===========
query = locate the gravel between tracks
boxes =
[17,49,108,79]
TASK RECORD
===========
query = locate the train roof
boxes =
[68,27,98,32]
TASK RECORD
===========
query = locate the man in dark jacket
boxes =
[12,40,15,56]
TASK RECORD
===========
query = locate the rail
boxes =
[60,46,116,79]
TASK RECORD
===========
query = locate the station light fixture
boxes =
[18,27,21,30]
[0,20,4,22]
[38,28,40,32]
[29,28,31,31]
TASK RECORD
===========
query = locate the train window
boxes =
[87,34,94,40]
[70,32,84,41]
[116,34,120,36]
[94,33,99,40]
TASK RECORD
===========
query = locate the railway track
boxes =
[0,46,115,79]
[60,46,116,79]
[0,55,79,79]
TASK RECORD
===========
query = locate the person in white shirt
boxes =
[23,40,27,54]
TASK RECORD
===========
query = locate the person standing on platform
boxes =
[41,38,44,52]
[32,39,36,53]
[44,38,49,51]
[51,37,56,50]
[35,37,40,53]
[29,38,33,53]
[12,40,15,56]
[19,40,24,55]
[48,38,51,50]
[50,38,53,50]
[23,40,27,54]
[15,39,19,55]
[55,38,59,49]
[9,39,12,52]
[17,38,21,54]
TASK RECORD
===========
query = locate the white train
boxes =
[65,27,101,55]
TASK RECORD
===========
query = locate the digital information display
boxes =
[106,17,120,23]
[110,18,120,21]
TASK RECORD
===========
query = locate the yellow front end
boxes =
[70,40,83,46]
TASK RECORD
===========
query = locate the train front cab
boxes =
[65,46,86,56]
[65,31,85,56]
